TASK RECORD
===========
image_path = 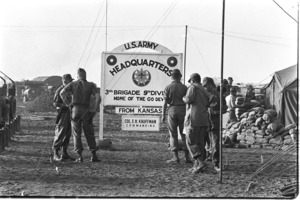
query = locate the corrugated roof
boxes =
[32,76,50,82]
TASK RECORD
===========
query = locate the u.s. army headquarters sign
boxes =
[101,40,183,107]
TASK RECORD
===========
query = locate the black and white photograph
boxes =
[0,0,298,198]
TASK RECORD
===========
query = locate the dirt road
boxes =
[0,111,297,197]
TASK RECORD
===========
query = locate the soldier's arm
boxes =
[60,84,72,106]
[93,83,100,110]
[183,85,195,104]
[53,87,63,108]
[161,87,169,123]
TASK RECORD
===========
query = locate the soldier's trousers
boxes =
[185,126,208,161]
[71,105,98,154]
[208,127,220,167]
[52,109,72,151]
[167,106,187,151]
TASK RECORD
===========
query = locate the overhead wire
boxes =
[83,3,106,69]
[143,0,179,42]
[272,0,298,23]
[189,26,296,48]
[105,0,179,91]
[77,1,105,69]
[188,28,213,76]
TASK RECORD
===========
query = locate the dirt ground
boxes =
[0,105,298,198]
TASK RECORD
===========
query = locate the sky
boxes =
[0,0,298,86]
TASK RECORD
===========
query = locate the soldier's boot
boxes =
[166,151,180,163]
[192,157,207,174]
[91,151,101,162]
[53,149,62,162]
[61,149,75,161]
[75,152,83,162]
[188,159,199,172]
[184,150,193,163]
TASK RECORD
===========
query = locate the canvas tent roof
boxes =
[265,65,297,126]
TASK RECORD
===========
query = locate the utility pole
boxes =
[219,0,226,184]
[184,25,188,84]
[105,0,108,52]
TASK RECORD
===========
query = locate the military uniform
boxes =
[183,73,210,173]
[60,69,100,162]
[207,90,227,168]
[163,75,190,163]
[52,85,72,153]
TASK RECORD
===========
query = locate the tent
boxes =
[265,65,298,126]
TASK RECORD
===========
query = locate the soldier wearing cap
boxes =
[162,69,191,164]
[202,77,227,172]
[60,68,101,162]
[183,73,210,173]
[52,74,74,161]
[225,87,238,124]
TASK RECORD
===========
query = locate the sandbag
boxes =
[245,135,255,142]
[251,126,259,131]
[246,132,255,137]
[248,111,256,117]
[233,122,241,129]
[256,130,265,136]
[255,134,263,138]
[246,140,255,145]
[261,138,270,144]
[251,144,262,149]
[283,139,293,145]
[255,117,264,127]
[239,112,248,119]
[246,129,254,134]
[252,107,265,116]
[267,119,284,132]
[255,138,263,143]
[284,135,292,140]
[240,132,247,136]
[269,137,283,145]
[237,134,245,141]
[283,124,297,131]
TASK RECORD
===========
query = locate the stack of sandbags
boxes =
[223,107,297,150]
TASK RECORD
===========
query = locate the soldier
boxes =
[52,74,74,161]
[202,77,227,172]
[162,69,191,164]
[60,68,101,162]
[183,73,210,174]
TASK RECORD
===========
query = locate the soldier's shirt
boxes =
[62,79,96,106]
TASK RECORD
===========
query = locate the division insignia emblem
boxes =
[132,68,151,87]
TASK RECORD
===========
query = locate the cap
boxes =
[171,69,182,77]
[188,73,201,83]
[77,68,86,74]
[62,74,73,81]
[202,77,215,87]
[228,77,233,81]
